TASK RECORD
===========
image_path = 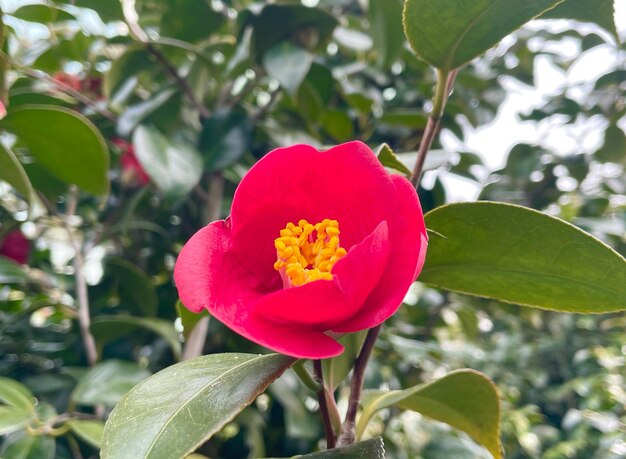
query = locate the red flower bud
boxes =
[0,229,30,265]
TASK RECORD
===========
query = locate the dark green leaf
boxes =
[0,105,109,195]
[402,0,564,71]
[375,143,412,177]
[68,420,105,449]
[73,360,151,407]
[359,371,501,459]
[0,257,29,283]
[369,0,405,68]
[56,0,123,21]
[117,88,177,137]
[91,315,181,360]
[421,202,626,313]
[0,143,33,204]
[133,125,203,199]
[540,0,619,43]
[596,124,626,164]
[199,108,252,171]
[104,47,153,99]
[106,257,158,316]
[101,353,295,459]
[0,431,55,459]
[12,5,57,23]
[321,110,354,142]
[263,42,313,96]
[160,0,225,42]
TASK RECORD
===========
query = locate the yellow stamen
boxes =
[274,219,348,287]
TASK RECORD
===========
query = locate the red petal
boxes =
[174,221,345,359]
[333,175,428,333]
[252,221,389,327]
[229,141,396,287]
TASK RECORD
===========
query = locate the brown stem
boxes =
[336,324,381,446]
[409,69,458,188]
[314,360,336,449]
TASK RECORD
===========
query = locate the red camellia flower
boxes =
[174,141,427,359]
[0,229,30,265]
[112,138,150,186]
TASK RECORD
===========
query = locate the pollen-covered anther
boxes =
[274,219,347,287]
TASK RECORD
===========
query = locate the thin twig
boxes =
[410,69,458,187]
[66,189,98,367]
[314,360,336,449]
[336,324,381,446]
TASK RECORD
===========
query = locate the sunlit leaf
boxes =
[68,420,105,449]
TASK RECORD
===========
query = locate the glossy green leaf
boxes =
[263,42,313,96]
[540,0,619,43]
[369,0,404,68]
[199,108,252,171]
[322,331,367,390]
[421,202,626,313]
[375,143,412,177]
[358,370,501,459]
[0,377,35,411]
[73,360,151,407]
[133,125,203,199]
[0,105,109,195]
[402,0,564,71]
[0,431,55,459]
[101,353,295,459]
[296,437,385,458]
[91,315,182,360]
[596,124,626,164]
[0,407,33,435]
[68,420,105,449]
[0,143,33,203]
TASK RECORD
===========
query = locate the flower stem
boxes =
[313,360,336,449]
[410,68,458,188]
[336,324,381,446]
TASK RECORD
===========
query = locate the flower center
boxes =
[274,219,348,287]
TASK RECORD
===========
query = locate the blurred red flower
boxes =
[174,142,427,358]
[0,229,30,265]
[113,138,150,186]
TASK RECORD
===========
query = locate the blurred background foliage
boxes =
[0,0,624,458]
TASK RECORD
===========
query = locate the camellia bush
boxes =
[1,0,625,458]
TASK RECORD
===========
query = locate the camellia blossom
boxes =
[0,229,30,265]
[112,138,150,186]
[174,141,427,359]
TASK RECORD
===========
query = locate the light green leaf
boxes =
[91,315,182,360]
[0,377,35,411]
[176,300,210,340]
[322,331,367,390]
[263,42,313,96]
[0,431,55,459]
[421,202,626,313]
[104,46,153,99]
[540,0,619,43]
[402,0,564,71]
[101,353,295,459]
[0,105,109,195]
[0,256,29,283]
[68,420,105,449]
[73,360,151,407]
[369,0,405,68]
[132,125,203,200]
[296,437,385,458]
[0,140,34,204]
[11,4,58,23]
[375,143,412,177]
[0,406,33,435]
[358,370,501,459]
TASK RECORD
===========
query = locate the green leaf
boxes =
[0,105,109,195]
[11,5,58,23]
[296,437,385,458]
[0,431,55,459]
[421,202,626,313]
[402,0,564,71]
[104,46,153,99]
[73,360,151,407]
[375,143,412,177]
[117,88,177,137]
[68,420,105,449]
[322,331,367,390]
[101,353,295,459]
[369,0,405,68]
[199,108,252,171]
[0,377,35,411]
[91,315,182,360]
[263,42,313,96]
[176,300,210,340]
[358,370,501,459]
[132,125,203,199]
[595,124,626,164]
[160,0,225,42]
[540,0,619,43]
[0,143,34,205]
[106,257,158,316]
[0,407,33,435]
